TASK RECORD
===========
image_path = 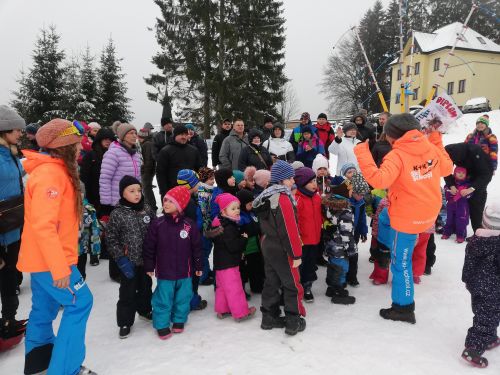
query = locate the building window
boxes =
[433,58,440,71]
[397,69,402,81]
[458,79,466,93]
[413,88,419,100]
[395,93,400,104]
[414,62,420,75]
[477,37,486,45]
[447,81,454,95]
[406,65,411,77]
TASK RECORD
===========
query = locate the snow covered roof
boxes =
[414,22,500,54]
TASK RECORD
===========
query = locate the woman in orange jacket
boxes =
[354,113,452,324]
[17,119,95,375]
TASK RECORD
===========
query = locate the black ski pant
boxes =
[469,188,488,233]
[425,234,436,269]
[0,240,20,320]
[116,266,152,327]
[465,292,500,354]
[240,252,265,293]
[142,173,157,212]
[299,244,318,289]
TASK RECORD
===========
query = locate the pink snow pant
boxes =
[215,266,250,319]
[412,232,431,277]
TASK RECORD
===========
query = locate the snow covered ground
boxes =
[1,111,500,374]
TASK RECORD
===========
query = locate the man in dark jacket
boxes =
[186,123,208,167]
[445,143,493,232]
[138,129,157,212]
[152,117,173,161]
[352,112,376,149]
[156,125,202,198]
[261,116,274,143]
[212,119,232,168]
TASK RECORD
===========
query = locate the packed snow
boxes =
[1,111,499,374]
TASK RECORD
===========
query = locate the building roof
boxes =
[414,22,500,54]
[390,22,500,65]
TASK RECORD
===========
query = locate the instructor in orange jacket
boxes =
[17,119,95,375]
[354,114,452,324]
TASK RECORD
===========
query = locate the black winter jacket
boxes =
[370,140,392,167]
[140,137,156,180]
[189,133,208,167]
[211,128,231,168]
[212,216,247,270]
[444,143,493,191]
[156,141,202,198]
[238,144,273,171]
[152,130,173,161]
[351,113,376,148]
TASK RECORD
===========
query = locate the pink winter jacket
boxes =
[99,141,142,205]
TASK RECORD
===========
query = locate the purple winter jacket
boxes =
[143,213,202,280]
[99,141,142,205]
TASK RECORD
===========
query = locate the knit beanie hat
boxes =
[312,154,329,173]
[88,122,101,131]
[291,161,305,170]
[144,122,154,130]
[0,105,25,131]
[164,185,191,213]
[177,169,200,189]
[36,119,82,149]
[454,166,467,178]
[254,169,271,187]
[317,113,327,120]
[351,171,370,195]
[300,112,310,121]
[233,170,245,185]
[294,167,316,188]
[384,113,421,139]
[25,123,40,135]
[215,168,234,188]
[236,189,254,210]
[482,202,500,230]
[340,163,357,177]
[215,193,239,212]
[94,127,116,144]
[185,123,195,131]
[198,167,215,183]
[117,123,136,142]
[270,159,295,184]
[302,126,313,135]
[138,128,149,138]
[173,124,188,138]
[343,122,358,134]
[119,175,142,198]
[244,166,257,181]
[476,116,489,127]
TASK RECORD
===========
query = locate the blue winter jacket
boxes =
[377,207,392,248]
[0,144,24,246]
[349,197,368,236]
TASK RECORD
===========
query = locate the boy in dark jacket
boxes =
[253,160,306,335]
[461,204,500,368]
[211,193,256,321]
[106,176,156,339]
[143,186,202,340]
[346,172,370,287]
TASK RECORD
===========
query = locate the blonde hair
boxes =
[48,144,82,219]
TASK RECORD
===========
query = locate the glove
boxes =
[116,256,135,279]
[360,234,367,242]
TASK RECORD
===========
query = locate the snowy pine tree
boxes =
[96,38,133,126]
[79,46,99,121]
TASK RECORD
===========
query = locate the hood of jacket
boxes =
[351,112,367,126]
[22,150,65,174]
[392,129,432,156]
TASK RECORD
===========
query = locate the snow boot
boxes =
[89,255,99,266]
[236,306,257,322]
[216,312,232,319]
[441,234,449,240]
[172,323,184,333]
[486,338,500,350]
[119,326,130,339]
[157,327,173,340]
[371,262,389,285]
[424,265,432,275]
[380,303,416,324]
[413,276,421,284]
[0,332,24,352]
[304,289,314,303]
[284,315,306,336]
[261,311,286,330]
[78,366,98,374]
[456,237,465,244]
[462,348,488,368]
[330,286,355,305]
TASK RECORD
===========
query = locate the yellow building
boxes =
[389,22,500,114]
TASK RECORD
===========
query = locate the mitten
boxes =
[116,256,135,279]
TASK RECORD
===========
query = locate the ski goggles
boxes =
[59,120,85,137]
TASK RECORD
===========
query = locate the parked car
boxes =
[462,97,491,114]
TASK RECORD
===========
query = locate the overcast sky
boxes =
[0,0,389,127]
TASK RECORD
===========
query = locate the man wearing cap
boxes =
[219,118,249,170]
[156,125,202,198]
[152,117,174,161]
[212,119,232,169]
[289,112,316,153]
[186,123,208,167]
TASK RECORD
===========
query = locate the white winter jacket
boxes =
[262,137,294,161]
[329,136,360,176]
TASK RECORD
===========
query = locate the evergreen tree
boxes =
[96,38,133,125]
[11,26,66,123]
[60,55,85,120]
[79,46,99,121]
[11,69,32,122]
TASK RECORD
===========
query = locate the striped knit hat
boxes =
[177,169,200,189]
[482,203,500,230]
[476,116,489,127]
[270,160,295,184]
[340,163,357,177]
[164,186,191,213]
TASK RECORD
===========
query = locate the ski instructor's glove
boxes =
[116,256,135,279]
